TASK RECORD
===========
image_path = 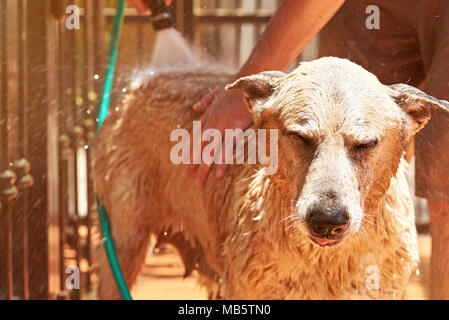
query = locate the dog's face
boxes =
[227,57,449,247]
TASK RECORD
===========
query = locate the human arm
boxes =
[124,0,172,16]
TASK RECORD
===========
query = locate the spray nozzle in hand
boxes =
[143,0,173,31]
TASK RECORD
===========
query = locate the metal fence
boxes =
[0,0,283,300]
[0,0,107,300]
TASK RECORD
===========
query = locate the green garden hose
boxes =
[96,0,132,300]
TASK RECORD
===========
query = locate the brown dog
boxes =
[94,57,449,299]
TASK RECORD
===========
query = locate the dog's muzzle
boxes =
[306,208,349,246]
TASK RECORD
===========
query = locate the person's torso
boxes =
[318,0,445,84]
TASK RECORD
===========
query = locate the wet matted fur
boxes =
[93,57,449,299]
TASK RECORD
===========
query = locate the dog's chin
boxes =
[308,228,358,247]
[309,236,342,247]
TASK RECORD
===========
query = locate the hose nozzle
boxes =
[143,0,173,31]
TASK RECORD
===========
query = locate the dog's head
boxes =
[227,57,449,247]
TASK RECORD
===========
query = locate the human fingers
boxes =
[194,130,224,186]
[215,163,226,179]
[193,88,220,112]
[183,114,214,178]
[125,0,152,15]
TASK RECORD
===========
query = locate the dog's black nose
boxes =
[306,208,349,238]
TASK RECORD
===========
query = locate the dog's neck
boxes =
[221,158,419,299]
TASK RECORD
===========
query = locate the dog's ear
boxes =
[225,71,285,112]
[388,83,449,134]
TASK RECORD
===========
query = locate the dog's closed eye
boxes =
[284,125,316,145]
[285,130,314,146]
[354,139,379,151]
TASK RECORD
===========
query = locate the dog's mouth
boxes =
[309,236,341,247]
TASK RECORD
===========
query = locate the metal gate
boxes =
[0,0,284,300]
[0,0,106,300]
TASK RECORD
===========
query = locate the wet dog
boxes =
[94,57,449,299]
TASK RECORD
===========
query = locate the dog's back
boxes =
[94,69,241,298]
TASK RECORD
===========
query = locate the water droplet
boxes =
[76,96,83,107]
[115,107,120,112]
[84,145,89,150]
[94,74,100,80]
[122,88,127,93]
[163,232,168,236]
[88,91,98,101]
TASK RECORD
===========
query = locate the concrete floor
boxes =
[132,248,207,300]
[132,234,431,300]
[405,234,431,300]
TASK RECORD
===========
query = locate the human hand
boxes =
[184,86,254,187]
[125,0,172,16]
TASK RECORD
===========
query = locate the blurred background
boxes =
[0,0,429,300]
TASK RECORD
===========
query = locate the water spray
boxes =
[144,0,200,68]
[143,0,173,31]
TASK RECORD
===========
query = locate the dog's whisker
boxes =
[354,217,381,231]
[359,224,369,239]
[284,224,297,232]
[280,214,297,223]
[361,218,378,227]
[354,233,362,244]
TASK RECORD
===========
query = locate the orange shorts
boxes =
[319,0,449,202]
